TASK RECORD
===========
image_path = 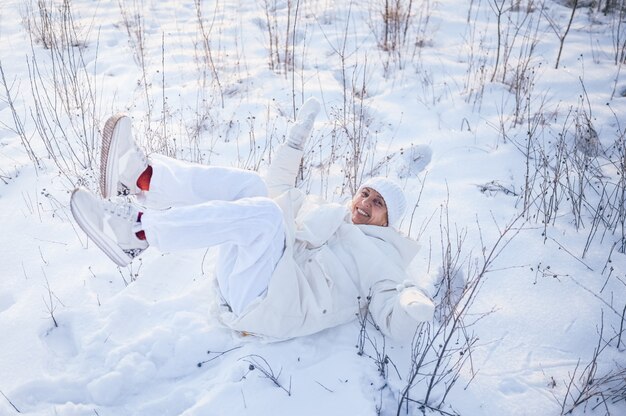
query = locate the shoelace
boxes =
[103,200,145,258]
[103,200,137,223]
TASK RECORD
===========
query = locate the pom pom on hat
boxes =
[359,177,407,227]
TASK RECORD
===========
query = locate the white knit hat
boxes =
[359,177,407,227]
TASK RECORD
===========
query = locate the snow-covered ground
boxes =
[1,0,625,415]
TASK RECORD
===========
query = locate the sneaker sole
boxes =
[100,114,125,198]
[70,188,132,267]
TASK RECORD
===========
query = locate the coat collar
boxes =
[355,224,420,266]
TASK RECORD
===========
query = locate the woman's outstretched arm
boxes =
[264,98,320,198]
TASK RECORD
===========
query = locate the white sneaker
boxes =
[70,187,148,266]
[100,114,148,198]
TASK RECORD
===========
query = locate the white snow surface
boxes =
[0,0,625,415]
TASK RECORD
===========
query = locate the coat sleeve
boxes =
[265,144,304,198]
[368,279,434,342]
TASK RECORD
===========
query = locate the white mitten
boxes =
[286,97,321,150]
[398,287,435,322]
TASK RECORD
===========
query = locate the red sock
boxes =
[136,212,146,240]
[137,165,152,191]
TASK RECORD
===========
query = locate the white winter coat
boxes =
[219,145,425,341]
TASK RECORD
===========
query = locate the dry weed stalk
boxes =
[0,62,40,169]
[367,0,433,75]
[558,314,626,415]
[262,0,301,77]
[240,354,292,396]
[195,0,225,109]
[396,205,524,415]
[463,0,489,109]
[357,197,525,415]
[542,0,579,69]
[20,0,98,183]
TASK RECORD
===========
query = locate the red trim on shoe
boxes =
[137,165,152,191]
[135,211,146,240]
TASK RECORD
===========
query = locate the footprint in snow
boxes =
[39,318,78,358]
[498,377,528,395]
[396,144,432,179]
[366,144,432,178]
[0,292,15,314]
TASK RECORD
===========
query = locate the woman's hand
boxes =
[286,97,321,150]
[398,286,435,322]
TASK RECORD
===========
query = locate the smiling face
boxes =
[350,187,389,227]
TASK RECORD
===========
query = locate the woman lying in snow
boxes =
[70,98,434,341]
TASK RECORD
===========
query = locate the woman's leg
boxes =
[140,196,285,315]
[142,154,268,207]
[100,114,266,204]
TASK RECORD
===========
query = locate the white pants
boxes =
[140,154,286,315]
